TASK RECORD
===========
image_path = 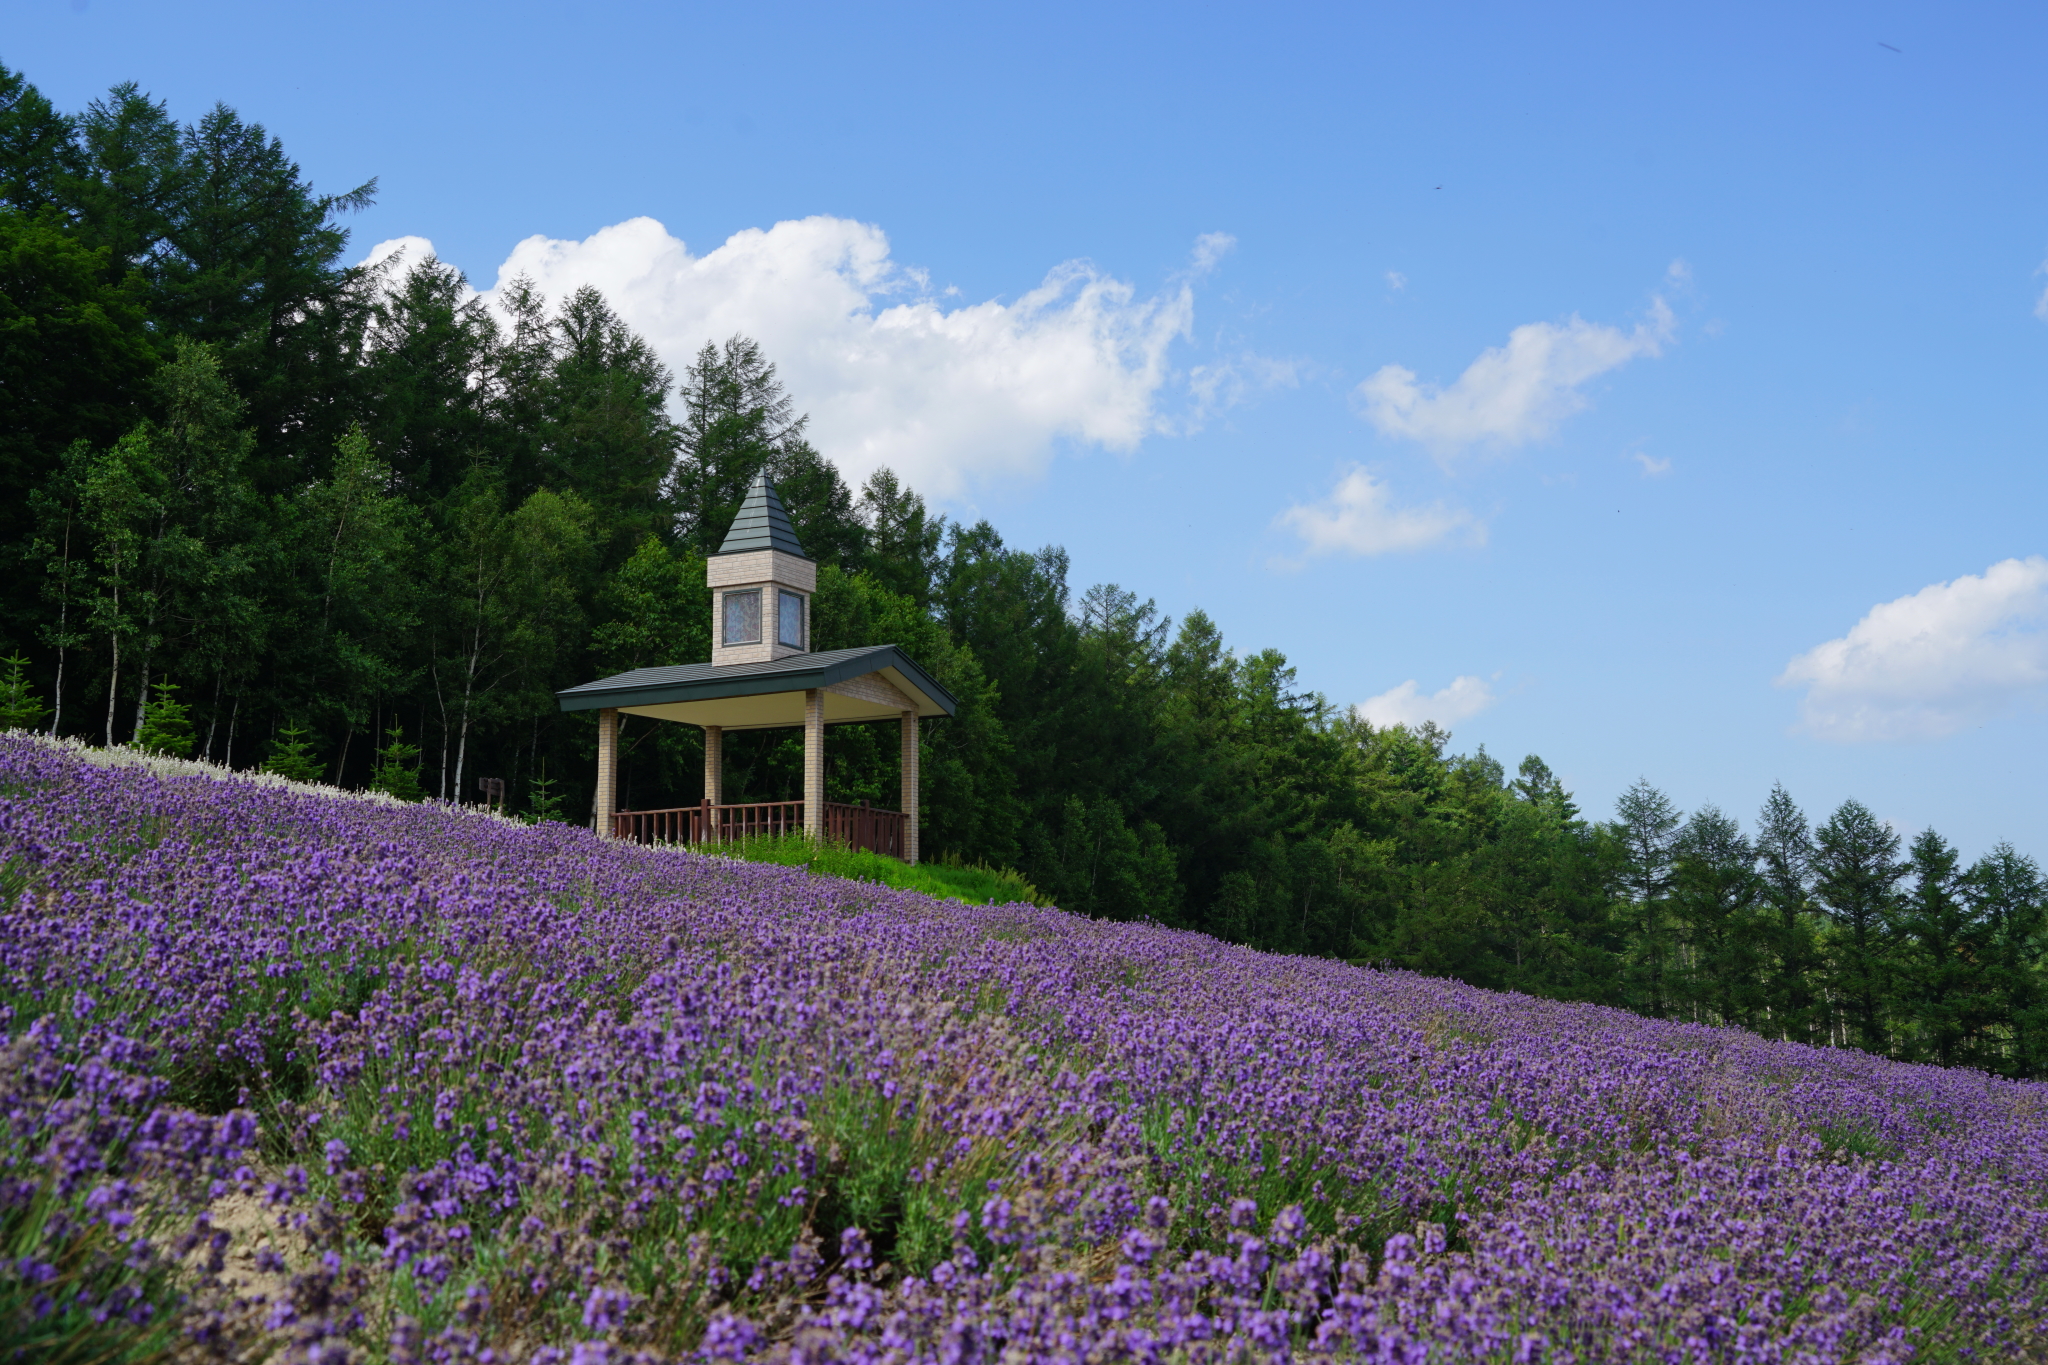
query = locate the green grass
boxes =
[715,834,1051,908]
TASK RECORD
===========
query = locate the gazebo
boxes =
[555,474,956,863]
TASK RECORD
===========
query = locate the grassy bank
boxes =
[715,833,1051,907]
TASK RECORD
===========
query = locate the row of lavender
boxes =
[2,734,2043,1363]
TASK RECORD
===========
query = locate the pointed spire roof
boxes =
[715,471,809,559]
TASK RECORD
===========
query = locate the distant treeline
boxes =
[3,61,2042,1077]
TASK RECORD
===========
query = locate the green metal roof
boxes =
[713,472,809,559]
[554,644,957,719]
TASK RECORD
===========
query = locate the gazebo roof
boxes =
[714,472,809,559]
[555,644,957,732]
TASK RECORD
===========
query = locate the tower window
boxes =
[722,589,761,645]
[778,591,805,648]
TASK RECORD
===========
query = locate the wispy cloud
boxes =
[1634,452,1672,477]
[1188,231,1237,275]
[1385,270,1407,291]
[1356,675,1498,728]
[1187,353,1301,421]
[1275,466,1481,558]
[1357,296,1675,458]
[1778,556,2048,740]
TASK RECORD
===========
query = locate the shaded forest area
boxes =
[3,62,2043,1077]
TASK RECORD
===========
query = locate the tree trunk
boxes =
[454,613,485,805]
[204,671,222,759]
[103,586,121,747]
[50,520,72,737]
[51,644,64,736]
[132,643,152,741]
[430,656,450,801]
[131,580,159,738]
[454,706,471,806]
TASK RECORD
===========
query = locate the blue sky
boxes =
[12,0,2048,852]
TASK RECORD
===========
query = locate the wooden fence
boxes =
[822,801,906,861]
[612,800,906,860]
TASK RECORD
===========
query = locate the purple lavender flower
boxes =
[1,733,2044,1362]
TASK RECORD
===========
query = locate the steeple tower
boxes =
[707,472,816,666]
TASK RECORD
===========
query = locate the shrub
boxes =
[262,719,321,781]
[133,677,195,758]
[0,655,47,732]
[367,723,423,801]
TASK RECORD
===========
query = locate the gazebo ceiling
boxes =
[554,644,957,732]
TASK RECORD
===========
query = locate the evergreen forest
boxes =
[4,62,2043,1079]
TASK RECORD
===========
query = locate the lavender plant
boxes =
[1,733,2042,1363]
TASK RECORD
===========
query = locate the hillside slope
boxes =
[1,734,2043,1363]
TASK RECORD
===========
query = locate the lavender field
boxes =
[2,735,2044,1364]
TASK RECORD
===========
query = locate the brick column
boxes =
[702,724,723,805]
[900,709,919,865]
[803,689,825,840]
[595,707,620,837]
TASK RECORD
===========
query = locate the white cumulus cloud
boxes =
[1357,297,1674,457]
[1778,556,2048,741]
[361,235,440,278]
[1356,676,1498,729]
[362,216,1222,499]
[1275,466,1480,558]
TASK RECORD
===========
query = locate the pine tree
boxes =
[1896,828,1990,1066]
[1755,785,1826,1045]
[368,724,424,802]
[0,213,155,556]
[1613,779,1682,1016]
[858,468,947,609]
[154,102,375,480]
[542,284,678,559]
[1970,843,2047,1078]
[1511,754,1578,820]
[0,61,79,214]
[524,763,565,825]
[1670,806,1764,1027]
[132,675,195,757]
[670,336,859,565]
[66,82,185,279]
[360,254,500,502]
[263,720,321,782]
[1812,799,1907,1052]
[0,654,48,731]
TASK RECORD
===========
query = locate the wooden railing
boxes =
[612,799,906,860]
[824,801,906,860]
[612,800,802,846]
